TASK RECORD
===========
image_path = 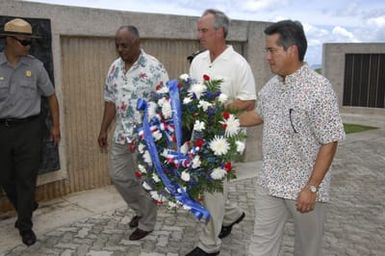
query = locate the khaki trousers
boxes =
[198,180,244,253]
[110,143,157,231]
[248,185,327,256]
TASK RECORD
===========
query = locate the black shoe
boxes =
[218,212,245,239]
[129,215,142,228]
[15,202,39,228]
[185,247,219,256]
[129,228,152,240]
[20,229,36,246]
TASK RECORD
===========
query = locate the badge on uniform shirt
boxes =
[25,70,32,77]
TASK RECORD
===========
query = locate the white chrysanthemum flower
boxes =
[147,102,158,120]
[157,97,167,106]
[161,149,168,157]
[188,82,207,99]
[221,114,240,137]
[177,187,186,194]
[179,73,189,81]
[198,100,212,111]
[138,143,145,154]
[193,120,205,132]
[168,201,178,209]
[218,93,228,104]
[181,142,189,154]
[181,171,190,182]
[142,181,152,190]
[191,156,201,169]
[133,111,142,124]
[150,191,165,202]
[143,151,153,166]
[183,97,193,104]
[157,86,169,94]
[138,164,147,174]
[152,173,161,183]
[235,141,245,154]
[209,136,230,156]
[152,129,162,141]
[210,167,227,180]
[162,100,172,119]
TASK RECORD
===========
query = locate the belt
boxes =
[0,115,40,127]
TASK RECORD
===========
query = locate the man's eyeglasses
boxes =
[11,36,33,46]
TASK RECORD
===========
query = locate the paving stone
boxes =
[60,249,74,256]
[86,251,113,256]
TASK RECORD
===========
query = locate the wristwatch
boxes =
[307,185,319,193]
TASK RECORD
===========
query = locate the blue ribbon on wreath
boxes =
[137,80,210,221]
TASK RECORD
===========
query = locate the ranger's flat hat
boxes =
[0,18,39,38]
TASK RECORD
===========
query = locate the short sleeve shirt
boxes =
[189,46,256,101]
[257,64,345,202]
[104,50,169,144]
[0,52,54,118]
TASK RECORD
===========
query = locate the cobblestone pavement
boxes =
[2,113,385,256]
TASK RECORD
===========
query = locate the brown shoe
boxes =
[129,228,152,240]
[129,215,142,228]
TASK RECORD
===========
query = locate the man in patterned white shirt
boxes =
[97,25,169,241]
[239,20,345,256]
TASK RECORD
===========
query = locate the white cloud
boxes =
[303,23,329,37]
[367,16,385,27]
[332,26,359,42]
[271,16,288,22]
[308,39,322,47]
[337,2,361,17]
[241,0,288,12]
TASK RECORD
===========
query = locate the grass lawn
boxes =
[343,123,378,134]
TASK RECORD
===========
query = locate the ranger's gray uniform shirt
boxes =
[0,52,54,118]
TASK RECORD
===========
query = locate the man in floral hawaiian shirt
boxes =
[239,20,345,256]
[97,25,169,241]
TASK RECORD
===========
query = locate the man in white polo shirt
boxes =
[186,9,256,256]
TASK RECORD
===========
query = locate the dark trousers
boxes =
[0,117,42,232]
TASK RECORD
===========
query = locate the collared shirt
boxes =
[189,45,256,101]
[104,50,169,144]
[0,52,54,118]
[256,64,345,202]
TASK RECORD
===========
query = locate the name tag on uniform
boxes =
[25,70,32,77]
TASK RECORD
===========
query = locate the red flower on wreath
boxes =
[195,138,205,148]
[223,111,230,120]
[203,74,210,81]
[224,162,232,172]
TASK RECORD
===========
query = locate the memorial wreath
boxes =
[135,74,246,220]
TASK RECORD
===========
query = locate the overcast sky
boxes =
[25,0,385,66]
